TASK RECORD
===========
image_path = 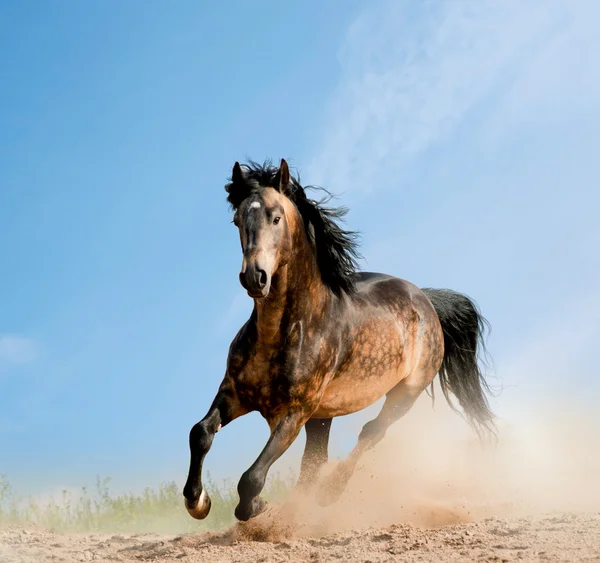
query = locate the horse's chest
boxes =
[232,356,287,411]
[231,344,325,413]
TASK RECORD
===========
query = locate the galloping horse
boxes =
[183,159,495,522]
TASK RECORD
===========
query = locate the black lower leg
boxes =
[235,412,306,521]
[183,389,242,519]
[297,418,332,489]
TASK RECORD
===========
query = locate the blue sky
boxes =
[1,0,599,500]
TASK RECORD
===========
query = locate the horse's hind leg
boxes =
[317,379,424,506]
[235,409,309,521]
[183,379,246,519]
[296,418,333,490]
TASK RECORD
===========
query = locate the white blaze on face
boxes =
[249,201,261,212]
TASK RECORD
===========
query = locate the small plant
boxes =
[0,471,295,533]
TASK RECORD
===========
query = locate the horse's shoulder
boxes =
[226,316,257,374]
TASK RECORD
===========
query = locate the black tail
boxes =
[422,288,496,437]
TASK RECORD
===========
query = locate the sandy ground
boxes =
[3,396,599,562]
[1,512,599,562]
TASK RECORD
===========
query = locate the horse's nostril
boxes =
[257,269,267,288]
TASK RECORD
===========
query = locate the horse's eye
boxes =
[273,217,281,225]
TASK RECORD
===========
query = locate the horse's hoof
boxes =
[252,497,269,518]
[185,489,211,520]
[235,497,268,521]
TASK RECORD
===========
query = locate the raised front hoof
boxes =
[184,489,212,520]
[234,496,268,522]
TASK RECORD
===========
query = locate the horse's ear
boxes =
[275,158,290,192]
[225,162,246,208]
[232,161,244,184]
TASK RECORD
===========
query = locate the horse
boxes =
[183,159,495,522]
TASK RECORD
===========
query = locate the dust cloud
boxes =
[238,384,600,540]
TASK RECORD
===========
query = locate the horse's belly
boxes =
[313,366,407,418]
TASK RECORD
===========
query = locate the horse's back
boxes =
[354,271,437,317]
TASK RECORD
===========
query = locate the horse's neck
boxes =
[255,249,329,345]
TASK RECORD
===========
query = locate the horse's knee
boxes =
[189,421,214,452]
[237,468,266,501]
[359,418,386,442]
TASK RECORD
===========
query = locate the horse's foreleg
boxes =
[235,410,307,521]
[296,418,332,490]
[183,383,246,520]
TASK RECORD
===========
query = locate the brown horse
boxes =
[183,159,495,522]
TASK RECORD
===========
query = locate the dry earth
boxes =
[1,512,599,562]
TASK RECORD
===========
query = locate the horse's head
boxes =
[225,159,361,299]
[227,159,297,299]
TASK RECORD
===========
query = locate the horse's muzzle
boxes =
[239,263,270,298]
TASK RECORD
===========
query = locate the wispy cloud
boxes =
[308,0,596,195]
[303,0,600,410]
[0,335,37,365]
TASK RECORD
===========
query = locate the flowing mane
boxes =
[224,160,361,296]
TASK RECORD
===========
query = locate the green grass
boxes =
[0,472,295,534]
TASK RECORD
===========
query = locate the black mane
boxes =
[224,160,361,296]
